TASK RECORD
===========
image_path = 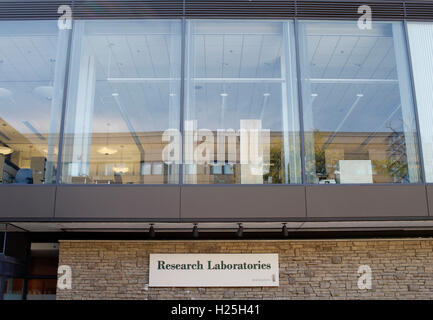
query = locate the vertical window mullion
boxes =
[293,18,307,185]
[179,17,187,186]
[403,20,427,184]
[55,20,75,184]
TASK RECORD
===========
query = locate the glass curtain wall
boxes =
[183,20,302,184]
[60,20,181,184]
[298,21,421,184]
[0,21,69,184]
[27,18,424,185]
[407,22,433,183]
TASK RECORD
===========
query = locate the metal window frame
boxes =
[55,19,75,185]
[403,19,427,185]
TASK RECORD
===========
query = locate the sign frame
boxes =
[149,253,279,287]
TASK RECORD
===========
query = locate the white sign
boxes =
[149,254,279,287]
[338,160,373,184]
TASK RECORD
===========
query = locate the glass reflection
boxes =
[61,20,181,184]
[0,21,68,184]
[184,20,302,184]
[299,21,421,184]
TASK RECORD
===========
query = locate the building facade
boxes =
[2,0,433,299]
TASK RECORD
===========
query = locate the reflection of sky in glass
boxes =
[0,20,60,135]
[65,20,181,134]
[302,21,406,133]
[192,83,283,131]
[187,20,295,133]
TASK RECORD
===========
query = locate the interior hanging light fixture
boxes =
[113,145,129,174]
[113,165,129,174]
[97,122,117,155]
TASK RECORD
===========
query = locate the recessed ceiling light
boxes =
[357,93,364,97]
[112,93,119,97]
[220,93,228,97]
[263,93,271,97]
[311,93,318,97]
[97,147,118,155]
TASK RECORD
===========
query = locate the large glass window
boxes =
[61,20,181,184]
[0,21,69,184]
[7,18,423,186]
[299,21,421,184]
[407,22,433,183]
[184,20,301,184]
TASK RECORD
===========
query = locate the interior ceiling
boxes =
[306,23,404,134]
[0,20,408,162]
[86,22,286,133]
[0,34,57,137]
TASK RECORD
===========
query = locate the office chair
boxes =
[15,168,33,184]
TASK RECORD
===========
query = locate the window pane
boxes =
[61,20,181,184]
[0,21,68,184]
[184,20,301,184]
[26,279,57,300]
[299,21,420,184]
[3,278,23,300]
[407,22,433,182]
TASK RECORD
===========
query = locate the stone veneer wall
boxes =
[57,239,433,300]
